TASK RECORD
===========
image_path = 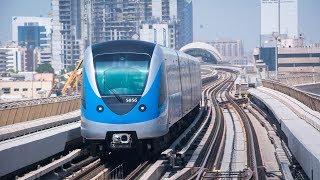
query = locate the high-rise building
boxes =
[260,0,298,47]
[83,0,192,49]
[51,0,63,73]
[12,17,52,48]
[51,0,84,73]
[139,23,176,48]
[176,0,193,49]
[150,0,193,48]
[0,48,22,72]
[12,17,53,72]
[83,0,150,43]
[207,40,244,60]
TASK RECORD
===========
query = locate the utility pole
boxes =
[272,32,280,81]
[274,0,281,81]
[278,0,281,35]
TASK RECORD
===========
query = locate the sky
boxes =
[0,0,319,51]
[193,0,320,51]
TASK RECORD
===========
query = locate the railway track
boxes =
[225,85,260,180]
[4,67,302,180]
[130,71,231,179]
[2,67,230,179]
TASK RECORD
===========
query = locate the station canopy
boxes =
[180,42,223,64]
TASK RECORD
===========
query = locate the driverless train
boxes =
[81,40,201,153]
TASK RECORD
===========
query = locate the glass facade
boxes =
[185,48,218,64]
[18,26,46,47]
[260,47,276,71]
[176,0,193,49]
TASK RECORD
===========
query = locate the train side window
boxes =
[158,66,167,107]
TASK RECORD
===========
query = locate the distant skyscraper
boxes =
[139,23,176,48]
[83,0,192,49]
[83,0,151,43]
[51,0,84,73]
[12,17,52,72]
[176,0,193,49]
[151,0,193,48]
[260,0,298,47]
[207,39,244,60]
[12,17,52,48]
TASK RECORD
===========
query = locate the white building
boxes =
[207,39,244,63]
[151,0,177,21]
[83,0,192,49]
[0,80,53,100]
[34,47,52,64]
[139,23,176,48]
[0,47,22,72]
[51,0,63,73]
[0,73,53,100]
[261,0,298,47]
[51,0,84,73]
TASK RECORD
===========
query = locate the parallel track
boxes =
[225,86,260,180]
[6,66,225,180]
[135,71,232,179]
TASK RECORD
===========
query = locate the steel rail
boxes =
[125,160,150,180]
[193,73,233,180]
[226,90,259,180]
[139,71,228,180]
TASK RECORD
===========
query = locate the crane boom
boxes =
[62,59,83,94]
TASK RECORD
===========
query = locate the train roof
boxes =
[91,40,156,57]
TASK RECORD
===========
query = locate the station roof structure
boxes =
[180,42,223,64]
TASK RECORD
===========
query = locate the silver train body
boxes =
[81,40,201,148]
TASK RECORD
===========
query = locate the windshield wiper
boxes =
[105,84,123,103]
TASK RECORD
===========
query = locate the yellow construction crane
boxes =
[62,59,83,95]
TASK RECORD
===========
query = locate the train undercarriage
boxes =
[84,104,200,160]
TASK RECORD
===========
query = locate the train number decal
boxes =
[126,98,138,103]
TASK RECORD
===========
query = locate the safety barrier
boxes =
[268,73,320,86]
[0,96,80,127]
[262,80,320,112]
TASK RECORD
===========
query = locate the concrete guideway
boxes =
[262,80,320,113]
[220,108,247,172]
[258,86,320,132]
[18,149,81,180]
[246,107,282,179]
[249,87,320,179]
[0,121,81,177]
[0,110,80,141]
[0,95,80,127]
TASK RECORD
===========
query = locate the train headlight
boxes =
[139,104,147,112]
[96,105,104,112]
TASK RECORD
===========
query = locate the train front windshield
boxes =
[94,53,150,96]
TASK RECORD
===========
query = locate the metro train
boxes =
[81,40,202,155]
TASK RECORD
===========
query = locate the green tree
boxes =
[67,64,76,73]
[36,63,54,73]
[7,69,15,73]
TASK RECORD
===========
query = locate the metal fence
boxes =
[0,96,80,127]
[262,80,320,112]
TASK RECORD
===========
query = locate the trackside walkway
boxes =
[248,87,320,179]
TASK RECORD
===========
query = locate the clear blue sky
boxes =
[1,0,319,51]
[194,0,320,50]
